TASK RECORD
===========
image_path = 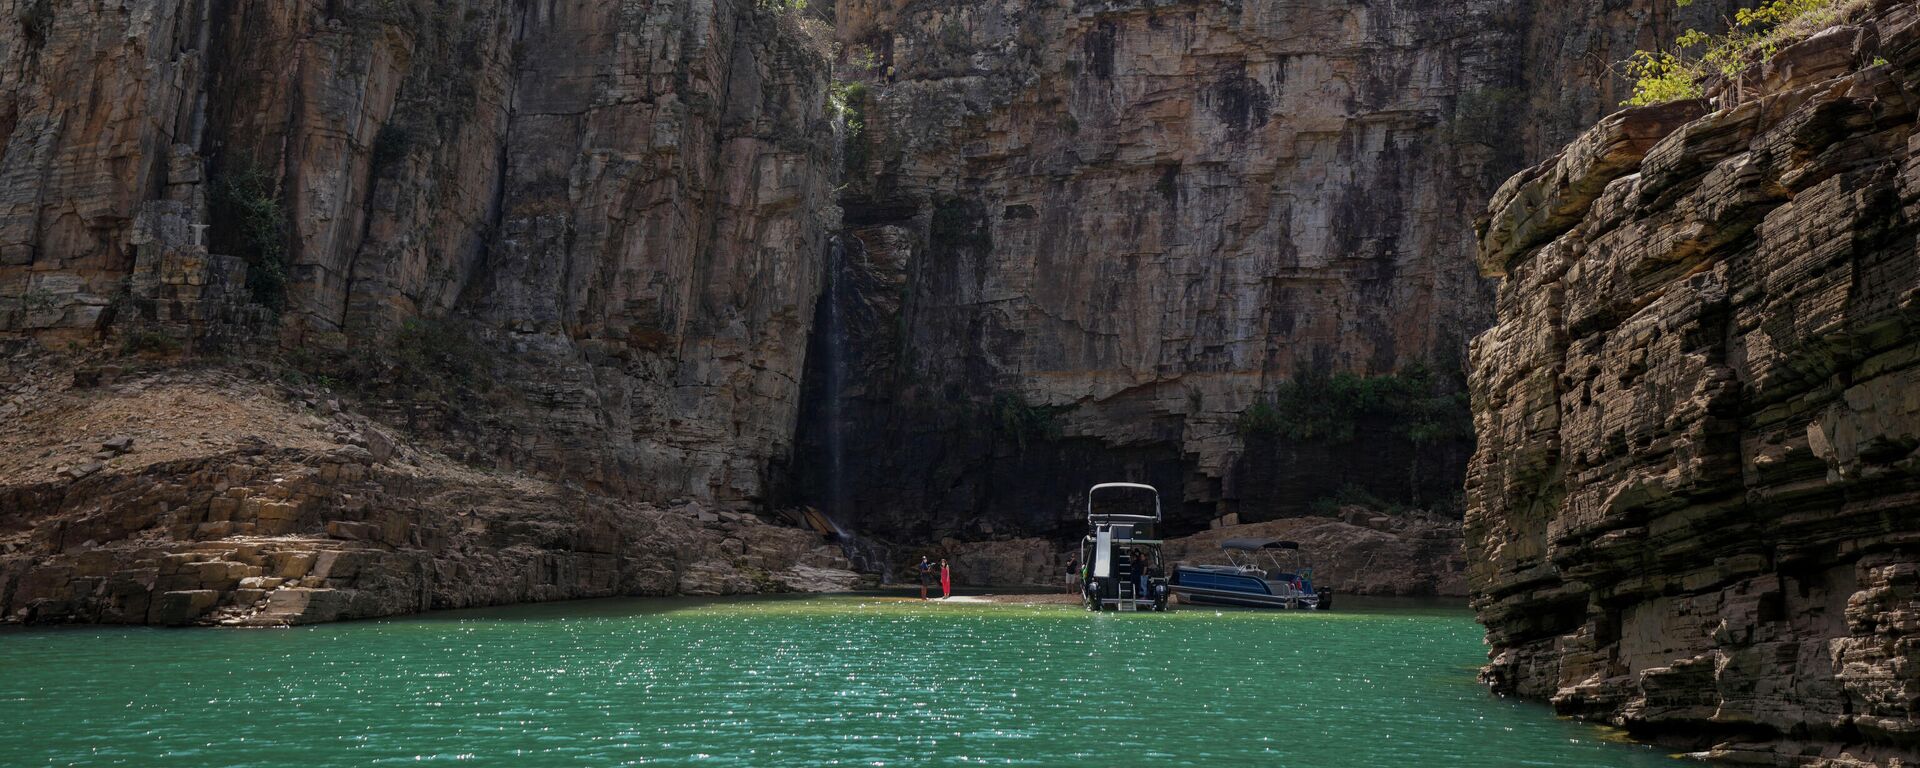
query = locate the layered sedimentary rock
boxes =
[0,0,836,508]
[797,0,1740,539]
[0,354,860,626]
[1469,5,1920,763]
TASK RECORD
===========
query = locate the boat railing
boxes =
[1180,563,1260,576]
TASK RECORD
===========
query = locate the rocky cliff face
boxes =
[0,0,836,508]
[0,0,1760,625]
[796,0,1739,540]
[0,0,847,624]
[1468,4,1920,762]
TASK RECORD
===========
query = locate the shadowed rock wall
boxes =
[796,0,1741,540]
[1468,4,1920,762]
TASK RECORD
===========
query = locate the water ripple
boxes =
[0,596,1683,767]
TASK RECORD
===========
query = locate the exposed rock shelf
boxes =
[1467,5,1920,763]
[0,359,859,626]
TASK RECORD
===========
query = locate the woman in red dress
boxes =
[940,559,952,599]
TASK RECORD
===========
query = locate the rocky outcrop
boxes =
[796,0,1744,539]
[0,0,836,509]
[1468,5,1920,763]
[0,354,859,626]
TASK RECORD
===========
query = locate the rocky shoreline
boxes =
[0,358,863,627]
[920,510,1466,598]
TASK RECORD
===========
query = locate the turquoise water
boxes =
[0,595,1684,767]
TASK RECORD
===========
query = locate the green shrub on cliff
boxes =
[1238,363,1470,447]
[17,0,52,50]
[208,162,290,311]
[990,393,1070,451]
[848,45,882,73]
[1622,50,1706,105]
[389,316,491,396]
[1623,0,1854,106]
[1241,363,1472,510]
[831,81,868,177]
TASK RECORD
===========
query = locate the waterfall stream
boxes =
[823,237,847,523]
[817,238,893,582]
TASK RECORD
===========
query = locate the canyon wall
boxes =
[0,0,1767,623]
[0,0,848,625]
[0,0,836,508]
[797,0,1740,541]
[1469,4,1920,762]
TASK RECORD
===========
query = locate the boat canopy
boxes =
[1087,482,1160,524]
[1090,482,1159,494]
[1220,538,1300,551]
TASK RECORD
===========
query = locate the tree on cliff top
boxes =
[1623,0,1861,106]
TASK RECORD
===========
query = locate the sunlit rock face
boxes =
[797,0,1735,539]
[1469,5,1920,762]
[0,0,837,508]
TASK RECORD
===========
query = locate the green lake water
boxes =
[0,594,1686,767]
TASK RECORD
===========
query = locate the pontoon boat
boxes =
[1078,483,1171,612]
[1170,538,1332,610]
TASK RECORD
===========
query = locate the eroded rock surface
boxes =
[0,358,858,626]
[1468,5,1920,763]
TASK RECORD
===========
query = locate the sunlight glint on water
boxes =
[0,596,1684,767]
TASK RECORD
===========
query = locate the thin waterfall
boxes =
[816,238,893,582]
[824,237,847,524]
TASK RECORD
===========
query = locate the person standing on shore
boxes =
[940,559,952,599]
[1064,555,1078,594]
[918,556,933,599]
